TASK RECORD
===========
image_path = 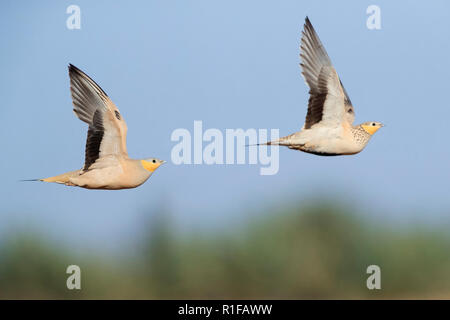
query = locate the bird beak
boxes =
[161,160,166,164]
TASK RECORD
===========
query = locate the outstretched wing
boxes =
[68,64,128,171]
[300,17,354,129]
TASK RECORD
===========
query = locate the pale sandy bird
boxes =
[264,17,383,155]
[27,64,165,189]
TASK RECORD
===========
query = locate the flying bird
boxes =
[263,17,383,155]
[29,64,165,189]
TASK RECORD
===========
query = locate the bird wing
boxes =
[300,17,355,129]
[68,64,128,171]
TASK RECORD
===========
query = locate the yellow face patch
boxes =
[361,124,381,135]
[141,160,161,172]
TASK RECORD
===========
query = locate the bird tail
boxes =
[246,141,278,147]
[20,170,79,184]
[246,135,292,147]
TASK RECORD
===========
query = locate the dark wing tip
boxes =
[67,63,109,98]
[68,63,80,74]
[68,63,88,80]
[303,16,318,39]
[68,63,86,82]
[304,16,312,28]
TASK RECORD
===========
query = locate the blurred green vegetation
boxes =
[1,201,450,299]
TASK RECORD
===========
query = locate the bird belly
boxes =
[69,165,130,190]
[70,160,152,190]
[289,127,362,156]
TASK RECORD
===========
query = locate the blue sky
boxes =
[1,0,450,251]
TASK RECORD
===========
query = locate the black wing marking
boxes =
[83,109,104,171]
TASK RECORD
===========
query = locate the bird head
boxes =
[361,121,384,135]
[141,158,166,172]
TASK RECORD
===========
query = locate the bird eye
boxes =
[372,123,376,126]
[152,159,156,163]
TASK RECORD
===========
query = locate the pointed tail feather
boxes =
[245,141,280,147]
[246,136,292,147]
[21,170,80,185]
